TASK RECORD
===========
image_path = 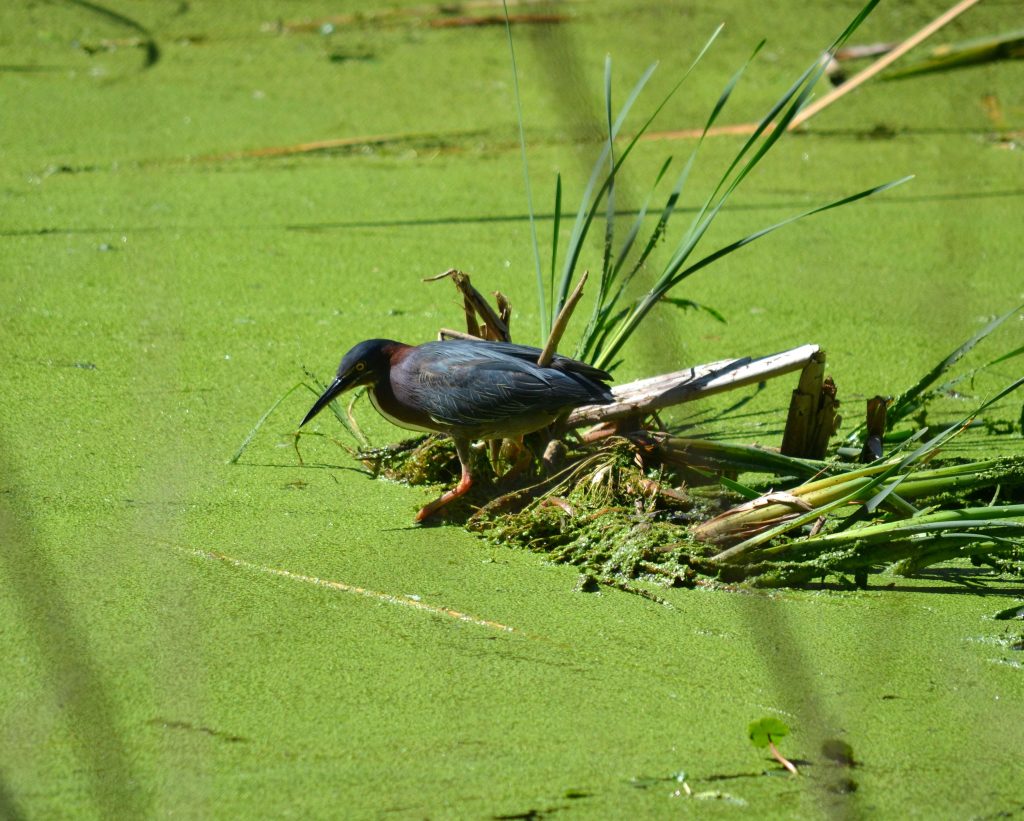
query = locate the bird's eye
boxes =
[355,362,366,372]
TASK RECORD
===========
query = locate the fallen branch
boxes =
[567,344,820,427]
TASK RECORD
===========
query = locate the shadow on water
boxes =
[4,189,1023,238]
[0,439,144,818]
[0,773,26,821]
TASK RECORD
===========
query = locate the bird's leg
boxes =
[488,438,503,474]
[415,438,474,522]
[497,436,533,481]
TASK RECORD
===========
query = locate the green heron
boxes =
[300,338,614,521]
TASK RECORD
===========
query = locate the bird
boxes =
[300,338,614,522]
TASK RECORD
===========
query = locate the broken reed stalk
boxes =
[860,396,889,462]
[780,350,840,459]
[425,269,511,341]
[755,503,1024,562]
[568,344,820,428]
[538,271,588,367]
[698,457,1024,550]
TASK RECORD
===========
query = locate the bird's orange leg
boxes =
[414,464,472,522]
[415,438,473,523]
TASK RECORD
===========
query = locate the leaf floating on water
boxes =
[748,716,790,749]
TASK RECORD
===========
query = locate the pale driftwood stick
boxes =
[567,344,820,427]
[538,271,588,367]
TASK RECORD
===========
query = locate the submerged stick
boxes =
[646,0,980,142]
[789,0,982,130]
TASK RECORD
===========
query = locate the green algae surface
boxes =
[2,1,1023,817]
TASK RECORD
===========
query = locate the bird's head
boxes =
[300,338,400,427]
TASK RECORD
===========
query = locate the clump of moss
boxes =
[466,438,733,587]
[357,435,463,485]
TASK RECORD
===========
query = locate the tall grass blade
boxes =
[585,1,884,371]
[228,382,315,464]
[553,25,723,325]
[502,0,546,341]
[595,176,912,370]
[984,344,1024,368]
[554,61,659,321]
[610,156,673,281]
[549,172,562,329]
[884,302,1023,429]
[601,56,617,300]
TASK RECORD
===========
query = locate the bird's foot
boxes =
[415,470,473,523]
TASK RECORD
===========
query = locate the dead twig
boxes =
[424,269,511,341]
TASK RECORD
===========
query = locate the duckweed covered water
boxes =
[2,1,1023,817]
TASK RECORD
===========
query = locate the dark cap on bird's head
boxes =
[300,338,400,427]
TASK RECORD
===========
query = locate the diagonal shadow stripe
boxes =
[0,439,145,818]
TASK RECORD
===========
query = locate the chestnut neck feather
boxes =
[368,343,436,433]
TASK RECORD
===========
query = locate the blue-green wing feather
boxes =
[403,341,611,427]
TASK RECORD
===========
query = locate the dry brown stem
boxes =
[538,271,588,367]
[425,269,511,341]
[780,351,839,459]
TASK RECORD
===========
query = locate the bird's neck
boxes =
[368,372,434,433]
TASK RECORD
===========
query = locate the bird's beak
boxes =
[300,375,351,427]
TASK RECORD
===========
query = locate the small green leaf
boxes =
[748,716,789,748]
[718,475,761,500]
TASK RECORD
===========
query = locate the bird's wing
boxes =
[403,344,601,428]
[468,340,613,383]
